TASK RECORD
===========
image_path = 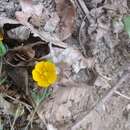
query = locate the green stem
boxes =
[0,76,7,86]
[25,88,48,130]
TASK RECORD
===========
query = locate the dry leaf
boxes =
[7,67,29,95]
[16,0,43,23]
[55,47,88,73]
[44,12,60,33]
[5,42,51,67]
[15,11,30,23]
[20,0,33,13]
[55,0,75,40]
[38,84,94,129]
[5,45,35,67]
[0,17,19,29]
[15,0,68,47]
[7,26,30,41]
[16,0,33,22]
[0,16,67,48]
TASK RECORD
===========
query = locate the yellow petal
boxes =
[35,61,45,72]
[48,73,57,84]
[0,33,3,41]
[32,70,41,81]
[46,61,56,72]
[44,61,57,84]
[37,79,49,88]
[32,60,57,88]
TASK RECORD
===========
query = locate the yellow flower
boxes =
[32,60,57,88]
[0,33,3,41]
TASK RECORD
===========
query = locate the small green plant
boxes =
[0,41,6,57]
[0,76,7,85]
[0,33,6,57]
[123,16,130,37]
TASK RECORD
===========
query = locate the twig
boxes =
[11,104,22,130]
[75,0,92,57]
[78,15,89,57]
[7,115,12,129]
[114,90,130,100]
[71,72,130,129]
[4,94,32,112]
[75,0,89,15]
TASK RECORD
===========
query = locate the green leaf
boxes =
[123,16,130,37]
[0,117,3,130]
[0,42,6,57]
[0,76,7,85]
[31,89,51,105]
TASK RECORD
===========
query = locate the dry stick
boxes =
[114,90,130,100]
[75,0,91,57]
[11,104,22,130]
[71,72,130,129]
[4,94,32,112]
[7,115,12,130]
[75,0,89,15]
[78,15,89,57]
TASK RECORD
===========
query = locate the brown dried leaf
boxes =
[7,67,29,95]
[16,0,43,24]
[5,45,35,67]
[5,42,50,67]
[55,0,75,40]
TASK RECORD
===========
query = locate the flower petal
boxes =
[37,79,49,88]
[32,60,57,88]
[48,73,57,84]
[35,61,45,72]
[32,70,41,81]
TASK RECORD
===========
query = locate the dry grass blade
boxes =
[114,90,130,100]
[75,0,89,15]
[25,89,48,130]
[4,94,32,112]
[11,104,24,130]
[0,77,7,86]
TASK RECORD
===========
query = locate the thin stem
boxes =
[11,104,21,130]
[25,88,48,130]
[4,94,32,112]
[114,90,130,100]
